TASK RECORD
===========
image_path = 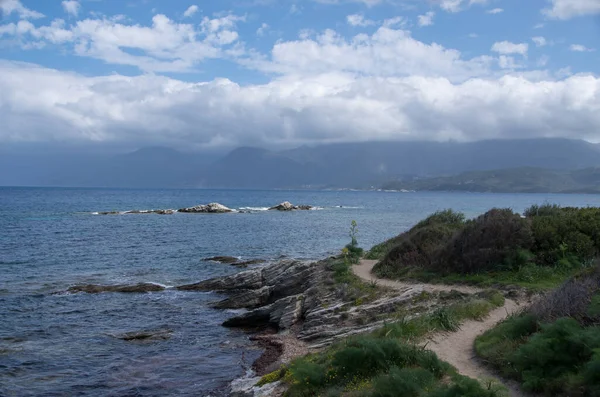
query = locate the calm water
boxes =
[3,187,600,396]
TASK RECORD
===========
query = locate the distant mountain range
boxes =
[382,167,600,194]
[2,138,600,190]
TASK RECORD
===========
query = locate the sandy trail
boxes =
[353,259,525,397]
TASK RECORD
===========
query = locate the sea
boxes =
[3,187,600,396]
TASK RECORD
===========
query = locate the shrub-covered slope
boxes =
[372,205,600,289]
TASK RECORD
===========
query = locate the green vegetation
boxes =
[282,335,506,397]
[382,166,600,194]
[371,205,600,290]
[475,266,600,396]
[375,290,504,341]
[344,220,364,264]
[255,289,507,396]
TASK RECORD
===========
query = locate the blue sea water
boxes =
[3,187,600,396]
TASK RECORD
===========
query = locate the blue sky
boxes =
[0,0,599,150]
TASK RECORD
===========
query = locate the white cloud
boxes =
[486,8,503,14]
[570,44,595,52]
[491,41,528,56]
[0,13,246,73]
[533,23,545,29]
[2,60,600,148]
[468,33,478,38]
[61,1,80,17]
[183,5,199,18]
[347,14,375,27]
[532,36,547,47]
[439,0,489,13]
[543,0,600,19]
[256,22,269,36]
[0,0,44,19]
[418,11,435,27]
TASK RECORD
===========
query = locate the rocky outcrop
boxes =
[194,258,426,348]
[68,283,166,294]
[178,203,233,213]
[268,202,312,211]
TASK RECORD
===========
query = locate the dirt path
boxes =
[353,259,525,397]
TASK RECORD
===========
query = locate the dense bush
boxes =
[527,205,600,264]
[374,204,600,279]
[373,210,465,277]
[439,209,533,273]
[511,318,600,394]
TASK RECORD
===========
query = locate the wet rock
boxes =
[223,295,304,329]
[177,268,263,291]
[97,211,121,215]
[113,328,172,342]
[212,286,274,309]
[268,202,312,211]
[68,283,165,294]
[153,209,175,215]
[204,256,264,268]
[178,202,233,213]
[205,256,240,264]
[177,260,313,297]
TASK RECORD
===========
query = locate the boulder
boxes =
[153,209,175,215]
[269,201,295,211]
[178,203,233,213]
[68,283,165,294]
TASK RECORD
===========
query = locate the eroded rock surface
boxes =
[178,202,233,213]
[184,258,423,346]
[268,202,312,211]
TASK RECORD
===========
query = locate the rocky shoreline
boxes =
[62,257,433,396]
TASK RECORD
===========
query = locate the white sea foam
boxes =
[238,207,270,211]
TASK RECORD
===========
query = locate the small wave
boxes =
[310,206,324,210]
[238,207,270,211]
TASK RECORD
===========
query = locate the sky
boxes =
[0,0,599,152]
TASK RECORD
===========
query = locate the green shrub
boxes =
[371,367,435,397]
[286,360,328,396]
[439,208,533,274]
[373,210,465,278]
[428,375,507,397]
[510,318,600,394]
[475,314,539,377]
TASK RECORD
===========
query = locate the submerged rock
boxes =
[97,211,121,215]
[205,256,264,267]
[68,283,165,294]
[205,256,240,264]
[113,328,172,342]
[178,203,233,213]
[268,202,312,211]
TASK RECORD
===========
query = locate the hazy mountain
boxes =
[2,138,600,189]
[381,167,600,194]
